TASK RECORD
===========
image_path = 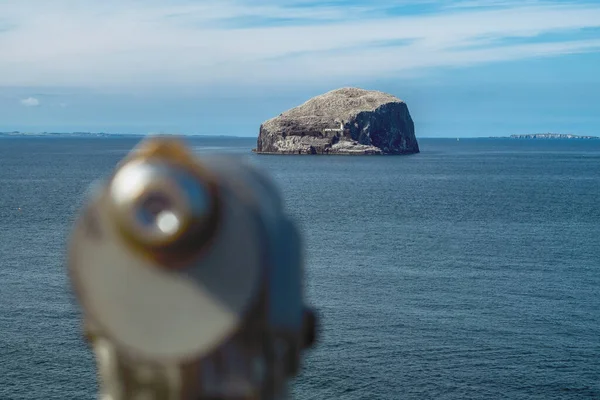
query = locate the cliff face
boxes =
[255,87,419,155]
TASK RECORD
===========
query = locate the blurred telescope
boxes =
[67,136,317,399]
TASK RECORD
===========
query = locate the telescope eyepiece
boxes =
[108,158,217,257]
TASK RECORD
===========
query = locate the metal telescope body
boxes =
[67,137,316,400]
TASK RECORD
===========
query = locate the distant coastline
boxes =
[0,131,236,138]
[0,131,140,138]
[508,133,598,139]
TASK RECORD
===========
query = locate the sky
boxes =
[1,0,599,137]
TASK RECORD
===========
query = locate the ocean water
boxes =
[0,137,599,399]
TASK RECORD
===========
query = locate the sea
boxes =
[0,136,599,399]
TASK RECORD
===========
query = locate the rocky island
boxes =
[254,87,419,155]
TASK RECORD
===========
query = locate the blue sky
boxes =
[1,0,599,137]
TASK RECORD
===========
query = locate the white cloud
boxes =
[20,97,40,106]
[0,1,599,89]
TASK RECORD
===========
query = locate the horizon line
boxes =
[1,131,597,139]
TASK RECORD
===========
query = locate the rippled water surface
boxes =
[1,137,599,399]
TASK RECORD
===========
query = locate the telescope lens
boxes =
[109,158,217,252]
[137,191,181,236]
